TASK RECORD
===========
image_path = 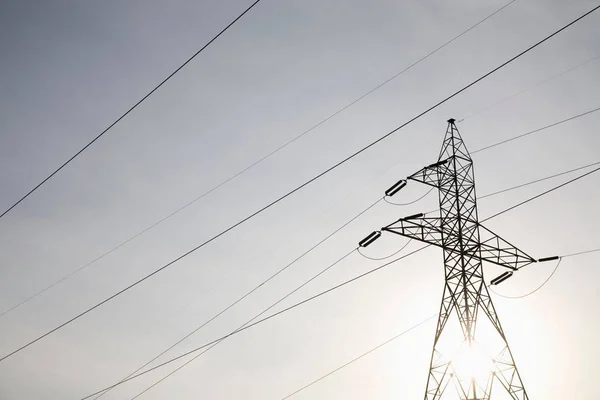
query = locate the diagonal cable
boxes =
[0,0,517,319]
[0,0,263,220]
[80,163,600,398]
[4,4,598,363]
[280,314,438,399]
[92,198,382,399]
[79,245,432,399]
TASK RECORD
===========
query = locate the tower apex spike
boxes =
[447,118,456,124]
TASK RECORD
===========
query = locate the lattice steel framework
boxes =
[382,119,535,399]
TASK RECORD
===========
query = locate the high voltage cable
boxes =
[478,160,600,199]
[79,245,432,399]
[561,247,600,258]
[81,168,600,397]
[0,0,263,221]
[2,103,594,319]
[109,156,600,396]
[285,244,600,398]
[491,247,600,299]
[280,314,439,400]
[460,53,600,122]
[384,188,435,206]
[481,165,600,222]
[4,5,598,364]
[92,198,382,399]
[129,250,359,399]
[418,160,600,215]
[0,0,517,319]
[471,105,600,154]
[491,257,563,299]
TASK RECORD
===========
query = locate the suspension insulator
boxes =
[359,231,381,248]
[538,255,559,262]
[385,179,407,197]
[404,213,424,220]
[428,159,448,168]
[490,271,513,286]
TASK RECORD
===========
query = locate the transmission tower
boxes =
[370,119,537,399]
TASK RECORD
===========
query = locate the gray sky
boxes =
[0,0,599,399]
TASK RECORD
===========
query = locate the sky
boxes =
[0,0,599,399]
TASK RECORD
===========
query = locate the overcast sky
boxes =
[0,0,599,399]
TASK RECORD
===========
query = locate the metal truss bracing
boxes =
[382,120,531,399]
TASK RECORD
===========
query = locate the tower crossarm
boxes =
[383,217,536,270]
[383,217,445,247]
[476,223,537,270]
[407,158,452,188]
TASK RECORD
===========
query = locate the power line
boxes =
[478,160,600,199]
[117,152,600,396]
[284,233,600,398]
[0,0,517,319]
[384,188,434,206]
[92,198,383,399]
[461,53,600,122]
[3,104,594,320]
[491,257,563,299]
[81,164,600,397]
[79,245,432,399]
[0,0,263,221]
[5,5,598,363]
[471,106,600,154]
[561,247,600,258]
[130,249,360,398]
[492,246,600,300]
[481,165,600,222]
[358,239,413,261]
[280,314,439,400]
[420,159,600,215]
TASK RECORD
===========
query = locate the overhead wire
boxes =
[129,247,359,399]
[79,245,432,399]
[478,160,600,200]
[280,314,439,400]
[118,140,600,395]
[420,159,600,216]
[471,105,600,154]
[0,0,518,319]
[0,0,263,221]
[481,165,600,222]
[358,239,413,261]
[4,4,599,364]
[83,164,600,397]
[384,188,435,206]
[460,53,600,123]
[92,197,383,399]
[490,257,562,299]
[491,247,600,299]
[561,247,600,258]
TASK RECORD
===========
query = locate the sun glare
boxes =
[451,341,494,385]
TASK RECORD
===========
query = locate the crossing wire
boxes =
[92,198,383,399]
[3,4,599,364]
[94,125,598,396]
[81,162,600,398]
[285,245,600,398]
[471,106,600,154]
[0,0,518,319]
[280,314,439,400]
[129,250,359,399]
[460,53,600,123]
[0,0,263,220]
[103,154,600,397]
[79,245,431,399]
[481,165,600,222]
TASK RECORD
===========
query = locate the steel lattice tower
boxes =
[380,119,536,399]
